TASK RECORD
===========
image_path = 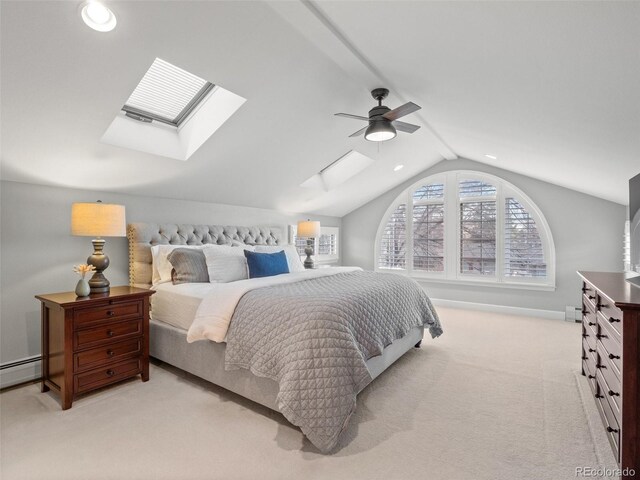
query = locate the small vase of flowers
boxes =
[73,264,95,297]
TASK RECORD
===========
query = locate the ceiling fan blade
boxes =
[382,102,421,121]
[349,126,368,137]
[335,113,369,121]
[393,121,420,134]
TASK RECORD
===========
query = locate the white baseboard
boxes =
[0,358,41,389]
[430,298,566,321]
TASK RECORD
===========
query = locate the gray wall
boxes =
[0,180,341,385]
[342,158,626,313]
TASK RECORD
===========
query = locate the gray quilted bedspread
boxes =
[224,270,442,452]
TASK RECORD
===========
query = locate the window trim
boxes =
[374,170,556,290]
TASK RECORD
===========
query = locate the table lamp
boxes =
[71,201,126,293]
[297,220,321,269]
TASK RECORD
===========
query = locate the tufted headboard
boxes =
[127,223,285,288]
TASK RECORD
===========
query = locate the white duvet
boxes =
[186,267,361,343]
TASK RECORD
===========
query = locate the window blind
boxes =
[504,198,546,277]
[460,201,497,275]
[413,203,444,271]
[123,58,213,125]
[378,204,407,269]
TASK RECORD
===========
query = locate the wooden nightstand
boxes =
[35,286,154,410]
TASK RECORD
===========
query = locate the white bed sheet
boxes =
[151,282,218,331]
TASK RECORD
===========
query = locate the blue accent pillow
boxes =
[244,250,290,279]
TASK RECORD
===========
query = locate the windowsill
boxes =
[376,269,556,291]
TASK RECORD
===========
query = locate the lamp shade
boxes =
[71,202,126,237]
[297,220,321,238]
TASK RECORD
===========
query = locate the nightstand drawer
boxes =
[74,300,143,328]
[74,358,142,394]
[74,319,142,350]
[74,338,142,373]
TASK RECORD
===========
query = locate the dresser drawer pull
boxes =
[588,375,595,379]
[106,369,115,377]
[595,394,604,399]
[588,295,596,300]
[597,303,607,309]
[106,311,115,317]
[606,426,619,433]
[581,356,588,361]
[596,334,607,339]
[107,330,115,337]
[587,322,595,326]
[596,364,606,369]
[582,333,588,338]
[608,353,620,360]
[588,348,596,353]
[608,390,620,397]
[107,349,115,357]
[608,317,620,323]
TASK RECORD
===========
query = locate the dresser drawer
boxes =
[582,358,597,392]
[74,338,142,373]
[596,299,622,341]
[74,319,142,351]
[583,338,597,365]
[74,358,142,394]
[595,372,621,460]
[596,313,621,378]
[596,343,621,418]
[582,305,598,337]
[74,300,143,328]
[582,325,597,353]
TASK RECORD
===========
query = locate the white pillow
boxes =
[151,244,210,286]
[203,245,255,283]
[254,245,305,273]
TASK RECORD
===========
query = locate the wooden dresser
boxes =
[36,286,154,410]
[578,271,640,477]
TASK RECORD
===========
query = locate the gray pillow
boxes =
[167,248,210,284]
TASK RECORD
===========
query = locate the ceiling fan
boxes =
[335,88,421,142]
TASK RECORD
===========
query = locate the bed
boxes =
[128,223,441,452]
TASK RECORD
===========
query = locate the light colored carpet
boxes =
[1,307,619,480]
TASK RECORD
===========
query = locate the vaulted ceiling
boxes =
[1,1,638,217]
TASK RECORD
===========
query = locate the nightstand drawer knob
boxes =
[107,330,115,337]
[106,311,115,317]
[106,369,115,377]
[107,349,115,357]
[608,353,620,360]
[606,426,618,433]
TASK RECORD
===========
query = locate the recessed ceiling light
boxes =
[393,164,404,172]
[80,1,117,32]
[484,154,497,160]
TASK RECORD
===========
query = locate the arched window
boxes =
[375,171,555,289]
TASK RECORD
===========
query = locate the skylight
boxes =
[122,58,214,127]
[301,151,375,191]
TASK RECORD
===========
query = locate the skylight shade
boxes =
[123,58,213,125]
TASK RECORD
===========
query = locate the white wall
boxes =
[0,180,341,387]
[342,158,626,313]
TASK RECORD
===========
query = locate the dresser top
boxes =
[35,286,153,307]
[578,271,640,309]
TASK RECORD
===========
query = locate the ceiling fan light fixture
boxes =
[364,120,396,142]
[80,1,117,32]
